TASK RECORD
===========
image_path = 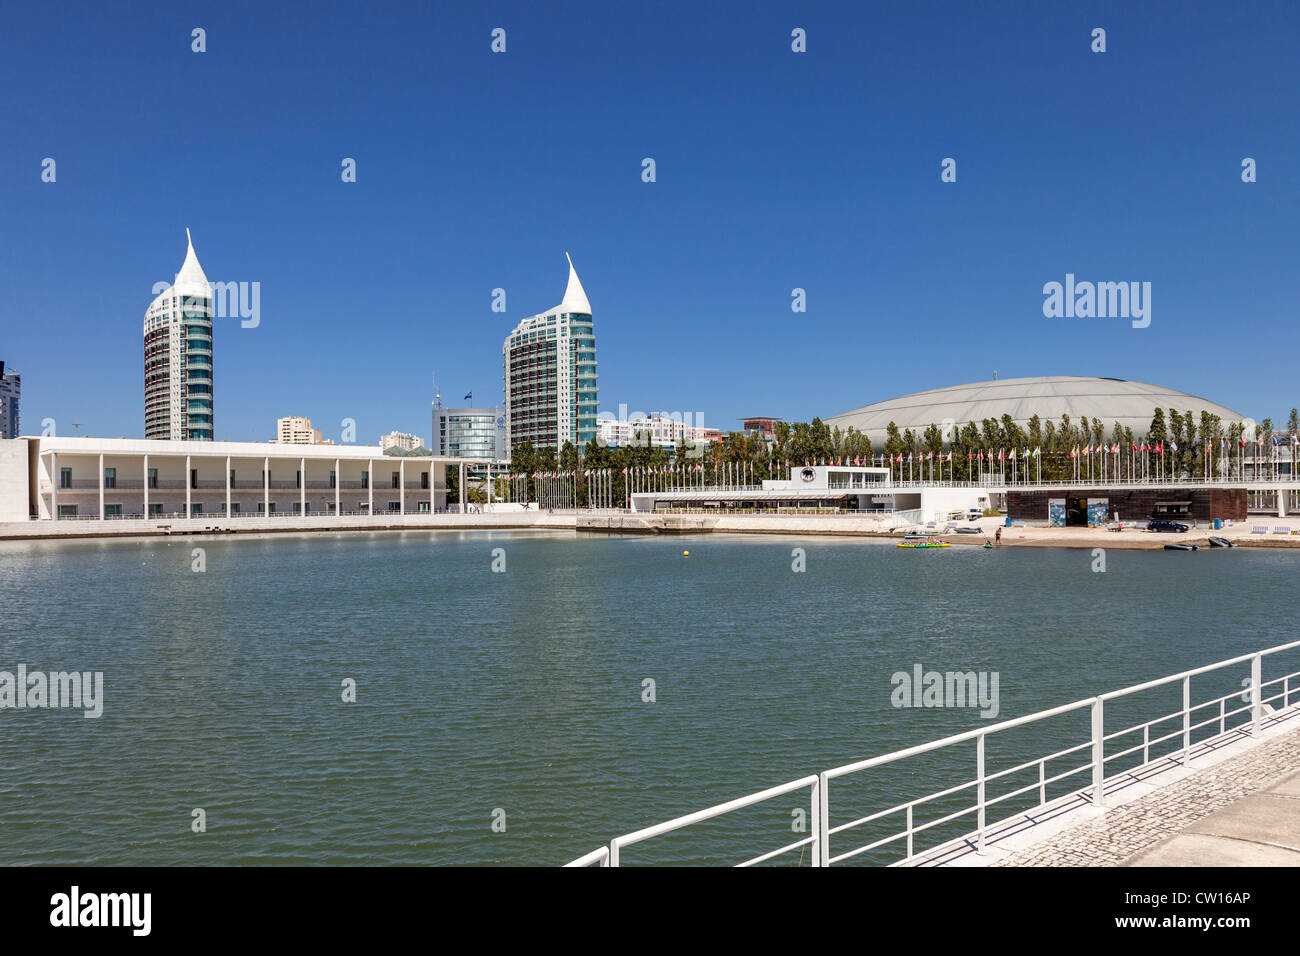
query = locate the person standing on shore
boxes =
[995,527,1001,545]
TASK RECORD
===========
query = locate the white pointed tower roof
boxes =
[172,227,211,298]
[559,252,591,315]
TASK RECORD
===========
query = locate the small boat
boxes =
[1164,542,1198,551]
[1208,536,1236,548]
[954,527,983,534]
[898,539,950,548]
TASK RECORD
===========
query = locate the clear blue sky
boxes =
[3,1,1299,443]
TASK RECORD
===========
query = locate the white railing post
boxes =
[608,839,619,867]
[1252,654,1263,736]
[1038,760,1046,805]
[809,777,821,868]
[976,733,986,853]
[817,772,830,867]
[906,804,914,860]
[1091,697,1104,806]
[1183,675,1191,764]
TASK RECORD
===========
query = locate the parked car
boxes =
[967,508,983,521]
[1147,518,1189,533]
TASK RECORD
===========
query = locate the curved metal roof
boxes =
[825,376,1247,442]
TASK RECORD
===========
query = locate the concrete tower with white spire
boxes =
[144,229,214,440]
[501,254,598,453]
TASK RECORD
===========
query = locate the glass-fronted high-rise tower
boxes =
[501,254,598,453]
[144,229,214,440]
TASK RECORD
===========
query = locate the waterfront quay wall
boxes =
[0,511,577,540]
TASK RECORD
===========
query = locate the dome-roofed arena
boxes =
[825,376,1247,445]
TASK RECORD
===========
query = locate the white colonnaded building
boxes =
[0,436,503,525]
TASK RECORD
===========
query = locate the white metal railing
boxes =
[566,639,1300,867]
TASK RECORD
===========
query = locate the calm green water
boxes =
[0,530,1297,866]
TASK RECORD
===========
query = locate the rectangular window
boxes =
[391,472,400,489]
[293,502,302,514]
[148,468,158,489]
[149,503,164,517]
[104,467,116,489]
[104,504,121,517]
[296,470,302,489]
[361,470,369,489]
[230,469,236,485]
[387,501,400,512]
[329,470,336,488]
[190,503,203,516]
[421,471,429,490]
[191,469,198,489]
[417,501,430,513]
[57,504,78,518]
[60,467,71,489]
[230,503,240,514]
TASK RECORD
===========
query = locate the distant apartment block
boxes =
[274,416,322,444]
[596,412,721,450]
[0,362,19,440]
[380,431,425,452]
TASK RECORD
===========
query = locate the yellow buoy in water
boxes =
[683,550,690,556]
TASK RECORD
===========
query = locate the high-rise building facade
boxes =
[432,407,504,460]
[501,254,597,454]
[144,230,214,440]
[0,362,20,439]
[274,416,322,444]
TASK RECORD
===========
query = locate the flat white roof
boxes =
[23,435,496,464]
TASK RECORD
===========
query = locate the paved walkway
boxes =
[993,724,1300,866]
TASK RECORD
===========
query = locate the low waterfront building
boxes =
[432,407,504,460]
[380,431,425,453]
[0,436,497,521]
[630,464,990,518]
[274,416,322,444]
[0,362,19,440]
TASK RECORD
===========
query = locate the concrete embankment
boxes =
[0,511,577,541]
[7,510,1300,551]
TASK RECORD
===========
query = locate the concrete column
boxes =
[429,458,434,513]
[51,452,58,518]
[263,456,269,515]
[367,458,373,514]
[98,452,105,520]
[143,453,149,517]
[185,454,192,518]
[459,461,466,512]
[300,456,306,514]
[225,455,232,517]
[335,457,340,516]
[400,459,405,515]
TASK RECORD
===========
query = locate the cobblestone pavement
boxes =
[995,725,1300,866]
